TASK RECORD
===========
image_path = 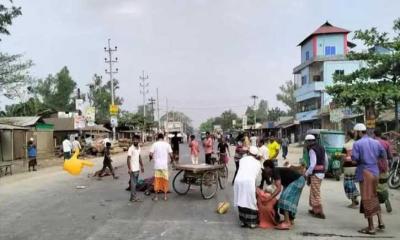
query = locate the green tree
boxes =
[267,107,287,121]
[36,66,77,112]
[0,0,21,40]
[87,74,123,124]
[213,110,240,131]
[326,18,400,130]
[245,99,269,125]
[199,118,214,133]
[0,2,33,100]
[276,80,297,116]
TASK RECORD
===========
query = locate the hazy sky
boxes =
[1,0,399,127]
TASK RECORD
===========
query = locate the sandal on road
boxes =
[275,223,291,230]
[377,224,385,231]
[358,228,376,235]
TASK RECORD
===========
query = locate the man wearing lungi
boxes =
[262,160,306,230]
[304,134,328,219]
[352,123,386,235]
[233,146,262,229]
[149,133,173,201]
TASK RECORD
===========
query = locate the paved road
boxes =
[1,143,399,240]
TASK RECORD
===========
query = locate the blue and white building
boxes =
[293,22,363,136]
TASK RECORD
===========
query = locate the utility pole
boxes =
[156,88,160,132]
[104,38,118,141]
[251,95,258,128]
[139,70,149,142]
[148,97,156,122]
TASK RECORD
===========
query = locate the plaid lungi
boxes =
[309,175,323,214]
[343,174,360,200]
[278,176,305,216]
[359,169,381,218]
[238,206,259,226]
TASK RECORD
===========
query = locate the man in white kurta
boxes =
[234,146,261,228]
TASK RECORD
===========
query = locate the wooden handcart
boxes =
[172,164,228,199]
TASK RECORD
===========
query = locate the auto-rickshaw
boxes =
[301,129,345,181]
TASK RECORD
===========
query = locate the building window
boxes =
[335,69,344,75]
[301,75,307,85]
[305,51,310,61]
[325,46,336,56]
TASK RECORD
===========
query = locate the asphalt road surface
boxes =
[1,143,399,240]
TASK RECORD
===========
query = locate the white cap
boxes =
[305,134,316,141]
[354,123,367,131]
[249,146,259,156]
[29,137,34,141]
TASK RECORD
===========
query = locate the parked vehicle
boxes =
[301,129,345,181]
[388,155,400,189]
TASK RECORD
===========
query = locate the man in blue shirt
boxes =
[352,123,386,235]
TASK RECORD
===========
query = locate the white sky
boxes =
[1,0,399,127]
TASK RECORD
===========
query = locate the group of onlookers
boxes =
[233,123,392,235]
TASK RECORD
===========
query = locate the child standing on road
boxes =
[189,135,200,164]
[127,135,144,202]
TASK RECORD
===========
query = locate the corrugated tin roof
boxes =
[298,21,350,46]
[0,124,29,130]
[0,116,41,127]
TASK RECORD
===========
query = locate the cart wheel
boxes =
[218,165,229,189]
[173,170,190,195]
[201,171,218,199]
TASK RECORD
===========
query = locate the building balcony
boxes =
[295,109,320,122]
[295,81,325,102]
[293,54,347,74]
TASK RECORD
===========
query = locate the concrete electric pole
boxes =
[104,38,118,141]
[139,71,149,142]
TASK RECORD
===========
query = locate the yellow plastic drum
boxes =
[216,202,230,214]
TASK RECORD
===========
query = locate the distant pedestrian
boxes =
[127,135,144,202]
[304,134,328,219]
[243,132,251,149]
[149,133,173,201]
[62,136,72,160]
[342,131,360,208]
[171,132,180,164]
[352,123,386,235]
[189,135,200,164]
[267,136,280,167]
[203,132,214,164]
[250,133,258,147]
[281,137,289,160]
[217,137,230,164]
[72,137,81,153]
[98,142,118,179]
[27,138,37,171]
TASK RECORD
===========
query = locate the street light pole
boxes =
[104,38,118,141]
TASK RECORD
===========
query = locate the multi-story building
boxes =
[293,21,363,137]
